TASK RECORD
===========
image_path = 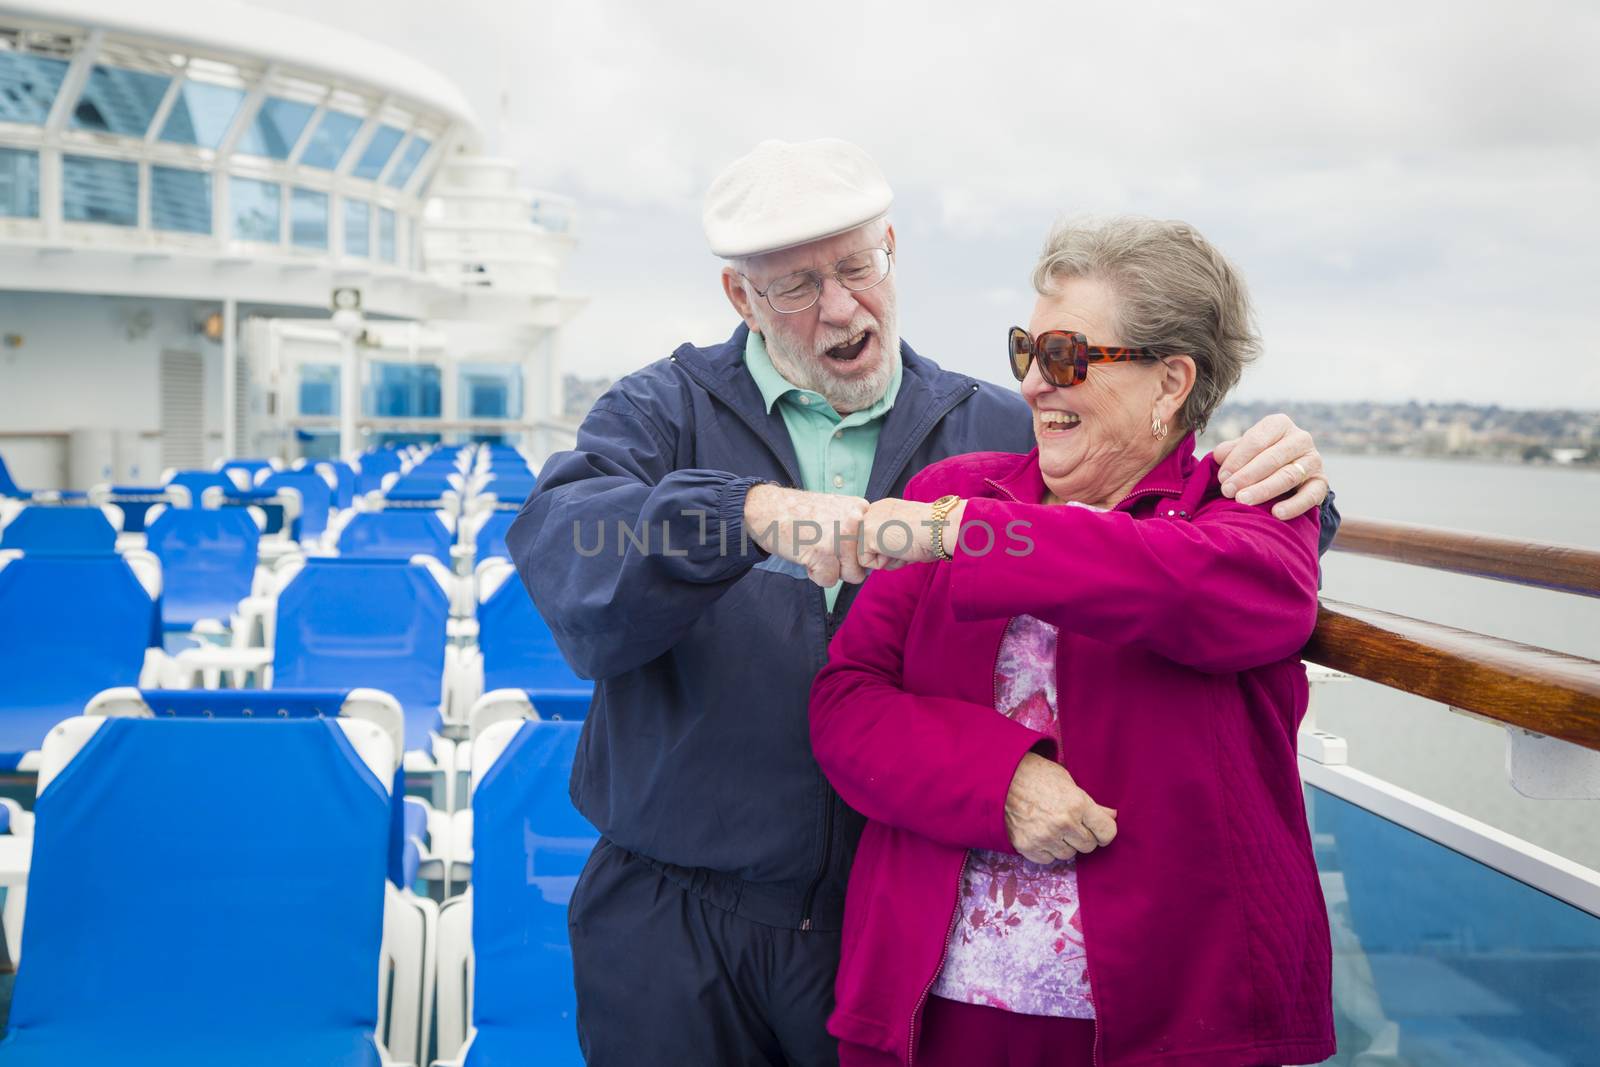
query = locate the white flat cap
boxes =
[703,138,893,259]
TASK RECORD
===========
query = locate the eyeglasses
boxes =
[1008,326,1164,388]
[742,247,894,315]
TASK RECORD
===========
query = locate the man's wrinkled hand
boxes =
[743,484,870,588]
[1212,413,1329,520]
[1004,753,1118,864]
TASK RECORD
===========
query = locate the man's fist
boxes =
[744,485,871,588]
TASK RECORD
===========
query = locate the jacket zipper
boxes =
[1056,634,1106,1067]
[909,613,1014,1064]
[800,604,849,930]
[1115,485,1181,511]
[798,787,834,930]
[907,851,969,1066]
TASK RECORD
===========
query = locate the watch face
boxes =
[331,287,361,311]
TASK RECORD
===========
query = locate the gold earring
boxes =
[1151,411,1168,440]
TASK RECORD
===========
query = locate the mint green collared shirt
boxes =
[744,330,902,610]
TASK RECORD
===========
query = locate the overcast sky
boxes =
[265,0,1599,409]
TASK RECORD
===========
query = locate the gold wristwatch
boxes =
[929,494,961,562]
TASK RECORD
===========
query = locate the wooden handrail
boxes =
[1332,517,1600,598]
[1304,600,1600,752]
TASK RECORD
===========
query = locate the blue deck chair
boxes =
[274,559,449,753]
[385,471,457,505]
[92,486,172,533]
[215,486,293,536]
[146,508,259,632]
[0,453,29,499]
[0,555,156,769]
[482,474,535,508]
[0,715,394,1066]
[319,461,357,509]
[165,469,233,507]
[478,576,593,721]
[218,458,275,484]
[460,719,594,1066]
[261,469,334,541]
[0,505,117,555]
[355,451,402,496]
[337,510,454,565]
[86,686,422,889]
[473,511,517,564]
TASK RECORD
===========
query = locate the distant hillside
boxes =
[1211,401,1600,467]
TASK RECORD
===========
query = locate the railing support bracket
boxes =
[1504,724,1600,799]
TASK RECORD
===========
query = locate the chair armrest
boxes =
[173,645,274,688]
[140,648,185,688]
[443,646,482,726]
[231,595,276,648]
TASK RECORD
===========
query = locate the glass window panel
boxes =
[158,80,245,148]
[0,51,70,124]
[235,96,316,160]
[61,154,137,226]
[365,363,441,418]
[299,109,362,170]
[459,364,522,419]
[344,199,370,257]
[352,123,403,180]
[385,135,430,189]
[71,65,171,136]
[150,165,210,234]
[230,176,280,242]
[0,147,40,218]
[299,364,340,416]
[290,187,328,249]
[378,207,396,263]
[1309,786,1600,1065]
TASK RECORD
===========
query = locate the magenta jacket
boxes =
[809,436,1334,1067]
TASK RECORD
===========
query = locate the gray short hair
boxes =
[1030,216,1259,433]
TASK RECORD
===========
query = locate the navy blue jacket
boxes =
[508,324,1338,931]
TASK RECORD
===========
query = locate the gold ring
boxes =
[1288,460,1309,482]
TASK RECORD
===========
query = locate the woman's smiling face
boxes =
[1022,275,1186,507]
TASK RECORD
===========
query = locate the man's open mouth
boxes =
[825,330,871,362]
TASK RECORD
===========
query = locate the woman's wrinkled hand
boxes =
[856,497,969,570]
[1003,753,1118,864]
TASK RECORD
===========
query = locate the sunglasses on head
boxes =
[1008,327,1164,388]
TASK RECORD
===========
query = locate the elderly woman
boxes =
[810,217,1335,1067]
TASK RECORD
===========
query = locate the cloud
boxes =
[256,0,1600,407]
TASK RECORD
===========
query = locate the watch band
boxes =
[929,494,960,562]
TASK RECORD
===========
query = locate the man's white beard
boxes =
[758,291,900,415]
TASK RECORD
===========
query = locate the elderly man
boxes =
[507,139,1334,1066]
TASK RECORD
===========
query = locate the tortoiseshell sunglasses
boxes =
[1008,326,1163,388]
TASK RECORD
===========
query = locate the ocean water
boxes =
[1307,453,1600,868]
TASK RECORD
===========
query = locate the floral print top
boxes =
[929,614,1095,1019]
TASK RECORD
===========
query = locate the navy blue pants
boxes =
[568,838,842,1067]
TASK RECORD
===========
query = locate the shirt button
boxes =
[833,474,845,489]
[799,396,812,405]
[833,430,843,439]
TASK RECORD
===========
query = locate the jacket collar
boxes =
[673,324,979,496]
[988,431,1199,510]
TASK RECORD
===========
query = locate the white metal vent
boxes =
[234,347,253,456]
[160,349,205,470]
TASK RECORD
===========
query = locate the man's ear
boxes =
[1156,355,1197,426]
[722,268,761,332]
[883,221,896,254]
